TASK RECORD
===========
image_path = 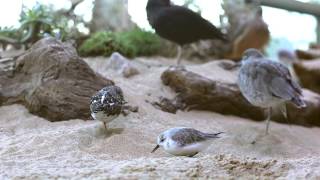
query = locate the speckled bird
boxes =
[90,85,126,131]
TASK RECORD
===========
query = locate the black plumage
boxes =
[146,0,228,64]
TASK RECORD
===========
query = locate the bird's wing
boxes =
[153,6,227,41]
[171,128,207,146]
[258,60,302,100]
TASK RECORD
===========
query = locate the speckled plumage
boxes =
[90,85,125,130]
[237,49,306,135]
[151,127,223,157]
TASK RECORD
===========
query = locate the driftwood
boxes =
[160,66,265,120]
[159,66,320,127]
[0,37,113,121]
[296,49,320,60]
[294,60,320,94]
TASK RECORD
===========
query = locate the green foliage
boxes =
[78,31,118,56]
[115,28,163,57]
[79,28,163,58]
[20,3,51,23]
[0,27,20,39]
[0,2,84,46]
[19,3,69,40]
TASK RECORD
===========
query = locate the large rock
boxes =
[294,60,320,94]
[159,66,320,127]
[0,38,113,121]
[107,52,140,78]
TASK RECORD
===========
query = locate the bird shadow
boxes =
[105,128,124,138]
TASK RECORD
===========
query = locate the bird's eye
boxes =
[160,138,165,142]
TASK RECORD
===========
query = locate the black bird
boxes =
[90,85,126,131]
[146,0,228,64]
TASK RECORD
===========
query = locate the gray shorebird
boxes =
[237,49,306,135]
[151,127,223,157]
[90,85,126,131]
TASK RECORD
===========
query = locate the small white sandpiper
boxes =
[151,127,223,157]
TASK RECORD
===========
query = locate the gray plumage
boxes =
[237,49,306,134]
[170,128,222,146]
[151,127,223,157]
[90,85,125,130]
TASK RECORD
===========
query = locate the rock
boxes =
[0,57,15,73]
[296,49,320,60]
[121,105,139,116]
[294,60,320,94]
[0,37,113,121]
[107,52,140,78]
[217,60,240,71]
[160,66,320,127]
[149,97,182,114]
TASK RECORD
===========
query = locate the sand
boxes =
[0,57,320,179]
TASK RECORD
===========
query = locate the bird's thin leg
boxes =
[265,107,272,135]
[279,104,292,126]
[175,46,182,65]
[279,104,287,119]
[103,122,107,131]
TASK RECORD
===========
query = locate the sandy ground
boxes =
[0,56,320,179]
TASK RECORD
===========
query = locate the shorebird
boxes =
[151,127,223,157]
[146,0,228,65]
[90,85,126,132]
[237,49,306,135]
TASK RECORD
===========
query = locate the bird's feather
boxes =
[171,128,221,146]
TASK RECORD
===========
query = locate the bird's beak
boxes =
[151,145,160,153]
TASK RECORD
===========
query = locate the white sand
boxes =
[0,57,320,179]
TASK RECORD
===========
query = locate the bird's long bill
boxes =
[151,145,160,153]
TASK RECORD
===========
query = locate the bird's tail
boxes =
[207,27,229,42]
[205,132,224,139]
[214,27,229,42]
[219,34,229,42]
[291,96,306,108]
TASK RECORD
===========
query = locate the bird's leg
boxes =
[103,122,107,131]
[265,107,272,135]
[279,104,287,119]
[279,103,291,126]
[175,45,183,65]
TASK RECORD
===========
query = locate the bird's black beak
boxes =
[151,145,160,153]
